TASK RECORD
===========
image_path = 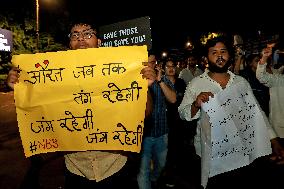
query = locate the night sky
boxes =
[1,0,283,53]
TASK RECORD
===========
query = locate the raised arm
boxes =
[256,47,284,87]
[155,65,176,104]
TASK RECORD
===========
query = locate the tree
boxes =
[0,14,67,92]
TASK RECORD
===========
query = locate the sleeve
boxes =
[178,82,200,121]
[256,63,284,87]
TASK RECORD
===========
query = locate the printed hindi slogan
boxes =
[201,81,272,177]
[12,46,148,157]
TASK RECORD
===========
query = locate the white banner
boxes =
[202,81,272,177]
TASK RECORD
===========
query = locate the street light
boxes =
[185,40,194,50]
[162,51,167,58]
[36,0,39,50]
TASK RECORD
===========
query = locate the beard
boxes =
[208,58,231,73]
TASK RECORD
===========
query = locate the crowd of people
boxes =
[4,21,284,189]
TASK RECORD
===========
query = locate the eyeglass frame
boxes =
[68,29,97,41]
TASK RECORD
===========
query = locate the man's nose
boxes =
[77,33,85,41]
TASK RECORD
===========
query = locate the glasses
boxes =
[68,30,97,41]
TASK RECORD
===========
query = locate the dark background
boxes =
[1,0,283,53]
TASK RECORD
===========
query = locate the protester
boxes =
[7,22,156,189]
[256,47,284,146]
[178,35,284,189]
[137,53,176,189]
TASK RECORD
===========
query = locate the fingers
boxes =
[155,66,163,81]
[141,66,157,86]
[141,66,156,79]
[155,66,163,73]
[7,67,20,90]
[198,92,214,102]
[261,47,272,57]
[195,92,214,107]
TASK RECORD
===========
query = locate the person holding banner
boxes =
[7,22,156,189]
[178,35,284,189]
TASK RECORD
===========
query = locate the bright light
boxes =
[185,40,194,50]
[41,0,61,10]
[162,52,167,57]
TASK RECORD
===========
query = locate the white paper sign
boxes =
[202,81,272,177]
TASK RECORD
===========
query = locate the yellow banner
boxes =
[12,46,148,157]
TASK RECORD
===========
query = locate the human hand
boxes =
[141,66,157,87]
[259,47,272,65]
[235,46,244,57]
[193,92,214,108]
[7,67,20,90]
[155,64,163,82]
[270,138,284,163]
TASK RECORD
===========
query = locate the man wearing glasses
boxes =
[68,23,100,49]
[7,22,156,189]
[64,23,130,189]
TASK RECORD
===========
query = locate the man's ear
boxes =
[98,39,102,47]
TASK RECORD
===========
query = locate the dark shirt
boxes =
[166,77,196,164]
[166,77,186,123]
[144,76,175,137]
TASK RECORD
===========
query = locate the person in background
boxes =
[256,47,284,149]
[237,53,270,117]
[175,60,186,76]
[137,53,176,189]
[199,56,209,72]
[161,59,199,188]
[178,52,203,85]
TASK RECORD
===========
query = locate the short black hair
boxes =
[202,35,235,62]
[162,59,176,70]
[246,53,260,65]
[69,23,98,33]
